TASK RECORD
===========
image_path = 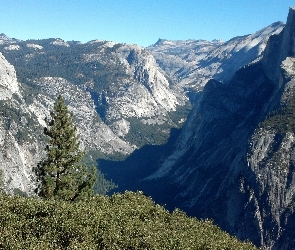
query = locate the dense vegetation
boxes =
[260,96,295,134]
[125,117,170,147]
[0,41,127,94]
[125,103,191,148]
[0,191,257,249]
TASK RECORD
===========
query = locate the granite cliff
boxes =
[0,51,40,195]
[141,7,295,249]
[99,7,295,250]
[148,22,284,92]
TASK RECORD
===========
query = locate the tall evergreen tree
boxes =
[35,95,96,201]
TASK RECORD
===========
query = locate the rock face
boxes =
[141,7,295,250]
[0,52,19,100]
[0,52,41,195]
[28,76,135,155]
[148,22,284,91]
[0,36,188,194]
[0,38,188,145]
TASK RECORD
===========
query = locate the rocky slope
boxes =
[0,52,41,195]
[148,22,284,91]
[0,35,189,194]
[100,7,295,250]
[139,7,295,250]
[0,54,132,195]
[0,37,188,146]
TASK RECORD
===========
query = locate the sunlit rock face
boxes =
[0,52,19,100]
[148,22,284,91]
[0,36,188,137]
[0,53,39,195]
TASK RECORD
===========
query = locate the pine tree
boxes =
[35,95,96,201]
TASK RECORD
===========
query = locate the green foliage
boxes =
[125,117,170,147]
[20,81,42,105]
[35,95,96,201]
[0,191,257,249]
[80,152,118,195]
[125,102,191,148]
[260,97,295,134]
[93,170,117,195]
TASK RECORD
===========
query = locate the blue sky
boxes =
[1,0,294,47]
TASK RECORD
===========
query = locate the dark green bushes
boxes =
[0,191,257,249]
[260,96,295,134]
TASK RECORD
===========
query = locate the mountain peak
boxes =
[283,7,295,57]
[262,7,295,81]
[0,33,11,41]
[211,39,223,43]
[153,39,170,46]
[0,33,9,38]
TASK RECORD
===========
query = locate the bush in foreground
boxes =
[0,191,257,249]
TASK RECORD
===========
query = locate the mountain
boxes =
[140,7,295,249]
[0,37,189,194]
[0,52,41,195]
[0,37,188,133]
[99,7,295,250]
[148,22,284,92]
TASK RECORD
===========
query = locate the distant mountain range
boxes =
[147,21,284,91]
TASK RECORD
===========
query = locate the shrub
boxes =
[0,191,258,249]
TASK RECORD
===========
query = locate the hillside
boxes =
[0,191,257,249]
[0,37,190,194]
[148,22,283,91]
[0,36,188,148]
[100,7,295,249]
